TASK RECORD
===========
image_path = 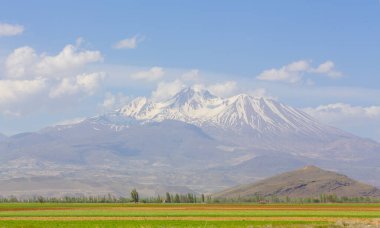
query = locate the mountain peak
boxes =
[301,165,322,171]
[172,87,216,101]
[165,87,218,111]
[112,86,340,137]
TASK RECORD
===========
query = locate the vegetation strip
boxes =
[0,216,373,221]
[0,203,378,227]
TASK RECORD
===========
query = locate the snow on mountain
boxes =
[1,87,379,197]
[115,87,344,138]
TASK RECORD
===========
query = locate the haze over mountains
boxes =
[0,133,7,141]
[0,87,379,197]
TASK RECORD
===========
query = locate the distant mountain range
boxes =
[213,166,380,199]
[0,87,379,197]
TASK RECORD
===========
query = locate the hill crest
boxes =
[213,166,380,199]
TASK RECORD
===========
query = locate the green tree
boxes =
[165,192,171,203]
[187,193,193,203]
[174,194,180,203]
[37,196,44,203]
[130,189,139,203]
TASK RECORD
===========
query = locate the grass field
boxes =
[0,203,379,227]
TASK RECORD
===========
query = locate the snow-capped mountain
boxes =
[0,87,379,197]
[115,87,343,138]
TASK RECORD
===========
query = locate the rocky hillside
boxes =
[213,166,380,198]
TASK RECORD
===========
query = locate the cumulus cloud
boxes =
[207,81,237,97]
[76,72,105,94]
[248,88,277,100]
[36,44,103,75]
[4,42,103,79]
[0,23,24,37]
[181,69,200,82]
[5,46,37,78]
[0,41,105,116]
[100,92,130,111]
[310,61,342,78]
[151,79,184,101]
[303,103,380,141]
[113,35,142,49]
[257,60,309,83]
[150,78,240,101]
[49,72,105,98]
[0,79,46,105]
[257,60,342,84]
[131,67,165,81]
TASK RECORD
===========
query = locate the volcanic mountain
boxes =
[213,166,380,199]
[0,87,379,197]
[118,87,330,135]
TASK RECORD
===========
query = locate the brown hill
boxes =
[213,166,380,199]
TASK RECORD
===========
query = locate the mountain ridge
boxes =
[213,166,380,199]
[114,87,343,138]
[0,87,379,197]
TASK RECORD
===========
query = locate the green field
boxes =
[0,203,379,227]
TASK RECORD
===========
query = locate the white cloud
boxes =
[150,79,238,101]
[113,35,142,49]
[303,103,380,141]
[151,79,184,101]
[181,69,200,82]
[49,78,78,98]
[0,41,106,116]
[5,46,37,79]
[49,72,105,98]
[0,23,24,37]
[257,60,342,84]
[248,88,277,99]
[4,41,103,79]
[0,79,45,105]
[257,60,309,84]
[286,60,310,72]
[130,67,165,81]
[303,103,380,122]
[207,81,237,97]
[76,72,105,94]
[36,44,103,75]
[101,92,130,111]
[310,61,342,78]
[55,117,86,126]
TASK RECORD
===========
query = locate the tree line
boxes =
[0,190,379,204]
[211,193,380,204]
[0,190,209,204]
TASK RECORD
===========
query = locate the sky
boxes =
[0,0,380,141]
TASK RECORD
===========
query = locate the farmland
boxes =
[0,203,379,227]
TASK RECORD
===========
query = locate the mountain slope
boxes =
[213,166,380,198]
[117,87,345,138]
[0,87,379,197]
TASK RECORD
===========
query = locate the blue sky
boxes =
[0,0,380,141]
